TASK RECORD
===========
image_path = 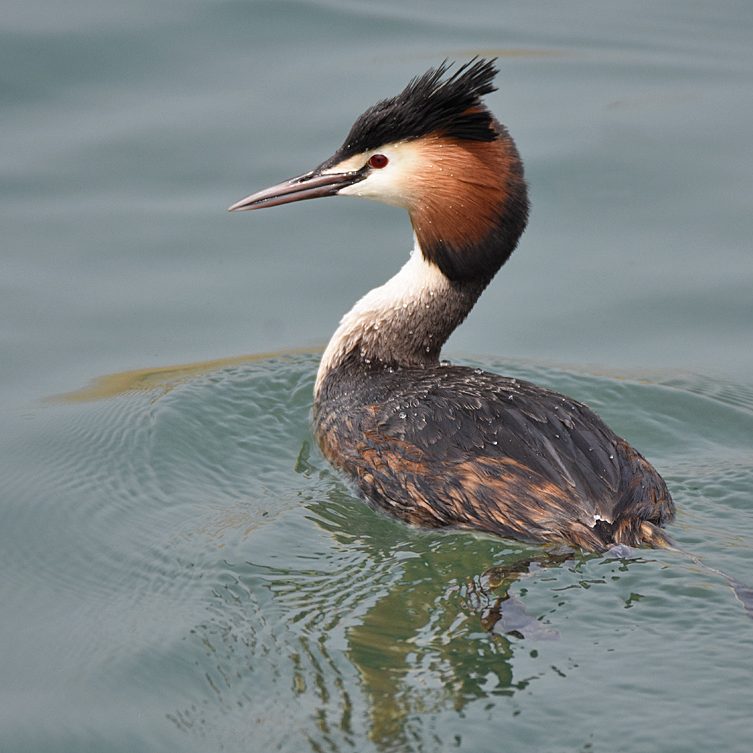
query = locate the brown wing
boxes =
[315,363,673,548]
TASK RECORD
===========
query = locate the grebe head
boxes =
[229,58,529,283]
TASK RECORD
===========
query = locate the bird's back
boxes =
[314,358,674,550]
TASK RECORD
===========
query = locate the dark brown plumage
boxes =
[315,358,674,551]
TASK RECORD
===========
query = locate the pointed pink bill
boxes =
[228,169,364,212]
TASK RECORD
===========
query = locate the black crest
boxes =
[336,58,500,158]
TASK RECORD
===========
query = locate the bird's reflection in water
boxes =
[170,449,630,753]
[467,551,572,639]
[309,483,578,748]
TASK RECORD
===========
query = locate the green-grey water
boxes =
[2,2,752,752]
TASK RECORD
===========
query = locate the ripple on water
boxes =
[2,353,753,753]
[2,357,318,663]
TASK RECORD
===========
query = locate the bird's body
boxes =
[230,59,674,551]
[315,356,672,550]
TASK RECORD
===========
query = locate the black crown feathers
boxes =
[336,58,500,159]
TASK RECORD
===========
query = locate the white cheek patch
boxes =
[338,171,409,207]
[323,142,423,209]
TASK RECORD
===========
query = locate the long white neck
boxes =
[314,239,484,397]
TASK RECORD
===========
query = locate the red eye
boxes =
[368,153,389,169]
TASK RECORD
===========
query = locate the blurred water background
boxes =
[2,1,752,751]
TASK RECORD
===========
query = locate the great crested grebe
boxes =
[229,59,675,551]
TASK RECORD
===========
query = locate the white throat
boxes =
[314,239,451,396]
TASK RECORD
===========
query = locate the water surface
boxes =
[2,1,752,751]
